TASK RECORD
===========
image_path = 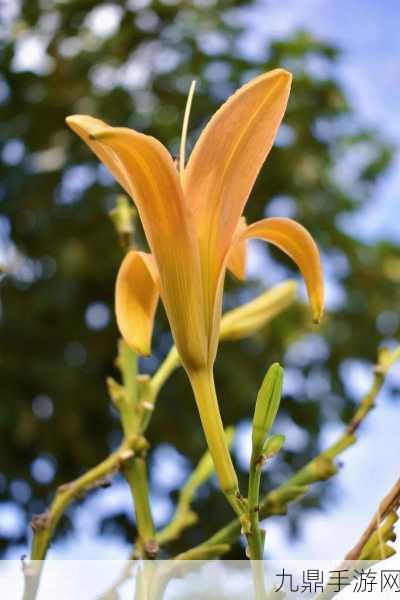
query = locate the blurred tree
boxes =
[0,0,399,557]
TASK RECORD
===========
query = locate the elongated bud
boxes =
[220,281,296,342]
[262,434,285,458]
[252,363,284,452]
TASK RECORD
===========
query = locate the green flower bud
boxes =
[252,363,284,452]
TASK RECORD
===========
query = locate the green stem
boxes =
[137,348,180,434]
[246,448,267,599]
[200,346,400,552]
[157,427,235,546]
[117,341,157,557]
[189,369,242,515]
[116,340,139,433]
[22,434,146,600]
[247,451,264,558]
[30,435,146,561]
[125,458,158,556]
[150,347,180,398]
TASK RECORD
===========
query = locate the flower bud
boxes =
[220,281,296,342]
[252,363,284,452]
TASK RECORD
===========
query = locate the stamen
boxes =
[179,80,196,183]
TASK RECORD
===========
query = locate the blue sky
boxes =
[239,0,400,244]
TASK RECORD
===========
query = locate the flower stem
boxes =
[116,340,157,557]
[29,434,147,561]
[124,457,158,557]
[246,449,267,599]
[247,451,264,556]
[188,369,242,515]
[150,347,180,398]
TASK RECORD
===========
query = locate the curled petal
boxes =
[66,116,191,256]
[66,115,208,370]
[239,218,324,323]
[115,251,159,356]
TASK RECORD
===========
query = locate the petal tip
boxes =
[312,302,324,325]
[269,68,293,88]
[65,114,85,128]
[65,114,109,140]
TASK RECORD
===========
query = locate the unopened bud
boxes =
[252,363,284,452]
[220,281,297,342]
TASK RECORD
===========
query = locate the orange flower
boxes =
[67,69,324,506]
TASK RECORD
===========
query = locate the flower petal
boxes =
[182,70,291,363]
[184,69,292,268]
[239,218,324,323]
[227,217,248,280]
[67,115,208,369]
[66,116,191,258]
[115,251,159,356]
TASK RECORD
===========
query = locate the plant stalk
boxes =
[189,369,242,515]
[117,341,157,557]
[124,458,158,556]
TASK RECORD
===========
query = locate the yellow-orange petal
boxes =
[66,114,208,371]
[184,69,292,269]
[240,218,324,323]
[66,116,190,258]
[115,250,159,356]
[182,70,292,365]
[227,217,248,280]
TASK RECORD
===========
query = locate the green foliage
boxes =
[0,0,399,557]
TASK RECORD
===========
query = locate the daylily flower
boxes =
[66,69,324,509]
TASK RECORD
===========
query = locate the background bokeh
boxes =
[0,0,399,560]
